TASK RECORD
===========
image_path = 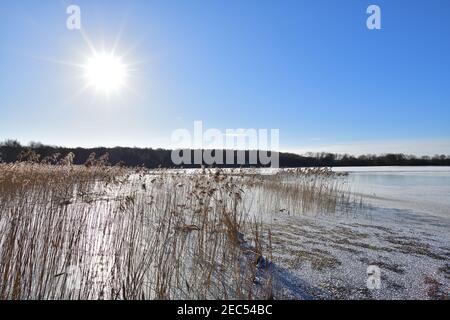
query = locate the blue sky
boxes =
[1,0,450,155]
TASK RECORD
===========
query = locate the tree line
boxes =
[1,140,450,168]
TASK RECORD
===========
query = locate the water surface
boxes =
[333,166,450,217]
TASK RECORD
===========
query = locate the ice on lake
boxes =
[333,166,450,217]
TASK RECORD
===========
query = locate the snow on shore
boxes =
[264,167,450,299]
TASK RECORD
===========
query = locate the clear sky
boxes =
[1,0,450,155]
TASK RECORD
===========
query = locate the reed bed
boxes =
[0,162,359,300]
[251,168,361,216]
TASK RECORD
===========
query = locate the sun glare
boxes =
[83,52,128,95]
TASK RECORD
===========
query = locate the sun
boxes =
[83,51,128,95]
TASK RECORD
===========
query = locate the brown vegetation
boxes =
[0,157,358,299]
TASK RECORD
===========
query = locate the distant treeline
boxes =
[1,140,450,168]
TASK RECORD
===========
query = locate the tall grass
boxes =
[250,168,361,216]
[0,162,358,300]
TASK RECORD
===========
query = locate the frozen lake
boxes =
[333,166,450,218]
